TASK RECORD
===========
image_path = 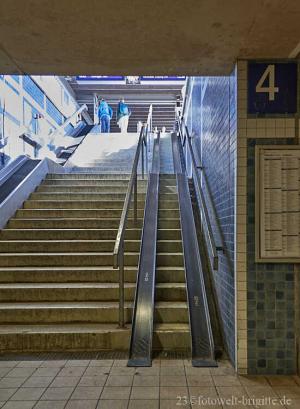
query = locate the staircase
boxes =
[0,173,147,352]
[0,171,189,354]
[154,175,189,352]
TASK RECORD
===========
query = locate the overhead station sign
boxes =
[76,76,124,81]
[141,76,186,81]
[248,62,297,114]
[76,75,186,82]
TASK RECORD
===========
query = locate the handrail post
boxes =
[134,173,138,223]
[118,246,125,328]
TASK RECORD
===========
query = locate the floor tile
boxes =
[71,386,102,400]
[65,400,98,409]
[212,375,242,387]
[100,386,131,400]
[186,375,213,386]
[106,375,133,387]
[134,367,160,376]
[160,386,188,400]
[286,399,300,409]
[128,400,159,409]
[245,386,278,398]
[0,363,18,369]
[112,360,128,367]
[58,367,86,377]
[65,360,90,367]
[0,402,4,408]
[160,367,185,376]
[160,360,184,367]
[160,376,186,387]
[40,361,67,368]
[2,402,36,409]
[84,367,110,377]
[10,387,45,401]
[272,386,300,399]
[50,376,80,387]
[78,376,107,387]
[22,376,54,388]
[238,375,269,387]
[185,367,211,376]
[130,386,159,400]
[0,378,26,388]
[16,361,43,368]
[216,386,247,398]
[133,375,159,386]
[0,370,12,379]
[160,399,191,409]
[5,368,35,378]
[188,386,218,398]
[210,366,236,375]
[110,367,135,376]
[267,376,298,386]
[34,402,67,409]
[89,360,113,367]
[33,368,61,377]
[41,387,74,400]
[0,389,17,401]
[97,400,128,409]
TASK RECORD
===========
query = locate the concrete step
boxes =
[0,252,183,267]
[0,301,188,324]
[42,178,175,186]
[0,228,181,241]
[0,283,186,302]
[0,323,132,352]
[0,266,185,283]
[0,240,182,253]
[153,323,190,351]
[36,186,147,193]
[24,199,178,209]
[29,192,177,201]
[0,323,190,352]
[15,208,180,219]
[7,218,180,229]
[46,173,133,179]
[23,200,146,210]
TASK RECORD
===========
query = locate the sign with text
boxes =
[76,76,124,81]
[248,62,297,114]
[141,76,186,81]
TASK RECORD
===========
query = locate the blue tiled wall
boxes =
[186,74,237,365]
[23,76,45,109]
[46,97,64,125]
[247,138,296,375]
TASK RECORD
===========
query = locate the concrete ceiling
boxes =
[0,0,300,75]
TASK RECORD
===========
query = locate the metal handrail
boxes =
[177,118,223,270]
[113,125,148,327]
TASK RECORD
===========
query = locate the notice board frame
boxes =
[255,145,300,263]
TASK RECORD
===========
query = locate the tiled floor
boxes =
[0,358,299,408]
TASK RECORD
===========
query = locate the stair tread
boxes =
[0,323,131,334]
[0,301,186,308]
[0,283,185,289]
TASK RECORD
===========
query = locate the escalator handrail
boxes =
[177,119,223,270]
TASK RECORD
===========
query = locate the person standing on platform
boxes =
[117,98,131,133]
[98,98,113,133]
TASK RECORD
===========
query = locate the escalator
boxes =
[128,128,222,366]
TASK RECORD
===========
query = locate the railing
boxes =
[177,118,223,270]
[113,125,149,327]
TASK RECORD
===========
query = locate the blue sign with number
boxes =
[76,76,124,81]
[248,62,297,114]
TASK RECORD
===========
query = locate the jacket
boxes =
[117,101,131,121]
[98,101,113,119]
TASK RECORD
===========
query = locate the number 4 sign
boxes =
[248,62,297,114]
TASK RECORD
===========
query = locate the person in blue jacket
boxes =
[98,98,113,133]
[117,98,131,133]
